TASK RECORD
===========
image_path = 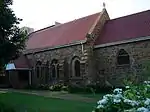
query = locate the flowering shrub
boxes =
[93,81,150,112]
[49,83,68,91]
[61,85,68,91]
[26,83,68,91]
[38,84,49,90]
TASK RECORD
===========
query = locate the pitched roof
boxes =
[26,12,100,50]
[13,55,30,69]
[95,10,150,45]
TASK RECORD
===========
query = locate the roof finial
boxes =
[103,2,106,9]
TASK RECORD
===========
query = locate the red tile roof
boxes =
[13,55,30,69]
[26,12,100,50]
[95,10,150,45]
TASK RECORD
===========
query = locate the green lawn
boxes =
[78,93,104,99]
[0,92,96,112]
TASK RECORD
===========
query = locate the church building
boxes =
[5,8,150,88]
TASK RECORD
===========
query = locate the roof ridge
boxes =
[29,12,101,35]
[109,9,150,21]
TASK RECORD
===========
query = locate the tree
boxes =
[0,0,27,71]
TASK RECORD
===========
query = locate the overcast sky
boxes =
[11,0,150,31]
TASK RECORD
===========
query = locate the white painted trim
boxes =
[6,63,15,70]
[94,36,150,49]
[6,68,31,71]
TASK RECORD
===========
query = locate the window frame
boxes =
[71,56,81,77]
[117,49,130,67]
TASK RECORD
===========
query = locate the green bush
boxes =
[38,84,49,90]
[26,84,50,90]
[68,83,113,94]
[93,81,150,112]
[61,85,68,91]
[86,84,113,93]
[68,84,85,93]
[49,83,68,91]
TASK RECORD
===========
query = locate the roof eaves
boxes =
[94,35,150,48]
[25,39,87,54]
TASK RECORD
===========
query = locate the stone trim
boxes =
[25,40,86,54]
[87,8,110,35]
[71,56,81,77]
[94,36,150,49]
[88,12,102,34]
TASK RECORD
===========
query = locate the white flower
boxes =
[97,104,104,109]
[126,86,130,89]
[103,94,113,99]
[124,99,139,106]
[145,98,150,106]
[114,94,123,99]
[145,87,148,91]
[113,88,123,94]
[97,98,108,105]
[137,107,149,112]
[113,99,121,103]
[144,81,150,85]
[137,92,140,95]
[113,94,123,103]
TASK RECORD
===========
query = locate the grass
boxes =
[0,92,97,112]
[80,93,104,99]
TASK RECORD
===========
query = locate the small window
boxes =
[74,60,81,77]
[36,66,40,78]
[51,59,59,79]
[36,61,41,78]
[71,57,81,77]
[117,49,130,65]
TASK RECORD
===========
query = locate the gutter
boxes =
[80,41,84,54]
[94,36,150,49]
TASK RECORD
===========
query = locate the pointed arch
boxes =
[71,56,81,77]
[117,49,130,65]
[51,59,59,79]
[36,60,42,78]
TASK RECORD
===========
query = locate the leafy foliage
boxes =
[68,83,113,94]
[0,0,27,69]
[93,81,150,112]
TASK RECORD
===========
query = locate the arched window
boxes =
[52,65,56,78]
[71,57,81,77]
[75,60,81,77]
[51,59,59,79]
[36,61,42,78]
[45,61,49,83]
[117,49,130,65]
